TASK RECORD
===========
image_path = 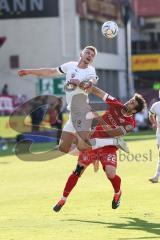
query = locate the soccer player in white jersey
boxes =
[149,101,160,183]
[18,45,125,154]
[18,46,98,153]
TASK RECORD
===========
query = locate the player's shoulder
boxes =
[63,61,78,67]
[151,101,160,108]
[106,95,122,104]
[88,65,96,71]
[88,65,95,69]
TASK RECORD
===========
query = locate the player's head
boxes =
[80,46,97,65]
[125,93,147,114]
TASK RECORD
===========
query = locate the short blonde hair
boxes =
[82,45,97,56]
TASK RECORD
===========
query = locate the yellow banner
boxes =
[0,114,69,138]
[132,54,160,71]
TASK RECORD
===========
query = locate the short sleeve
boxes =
[57,62,72,74]
[104,94,122,107]
[87,67,98,84]
[150,102,159,114]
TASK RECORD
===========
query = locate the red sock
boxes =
[63,172,79,197]
[108,175,121,193]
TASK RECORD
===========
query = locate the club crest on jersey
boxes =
[71,73,76,78]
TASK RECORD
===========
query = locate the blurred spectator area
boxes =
[134,107,150,132]
[0,94,67,139]
[0,94,28,116]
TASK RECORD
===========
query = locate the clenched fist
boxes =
[18,69,29,76]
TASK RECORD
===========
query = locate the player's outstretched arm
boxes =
[87,86,110,100]
[18,68,61,77]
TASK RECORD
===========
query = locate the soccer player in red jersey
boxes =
[53,87,146,212]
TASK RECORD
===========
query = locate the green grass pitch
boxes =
[0,137,160,240]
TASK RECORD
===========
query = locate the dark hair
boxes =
[134,93,147,113]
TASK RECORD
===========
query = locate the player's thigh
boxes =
[78,150,94,168]
[59,131,76,153]
[99,150,117,178]
[71,109,92,138]
[77,131,91,151]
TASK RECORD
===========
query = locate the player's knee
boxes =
[58,144,69,153]
[107,173,116,179]
[73,164,84,177]
[105,167,116,179]
[77,140,91,151]
[77,145,90,151]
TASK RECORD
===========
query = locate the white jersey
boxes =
[57,61,98,110]
[150,101,160,134]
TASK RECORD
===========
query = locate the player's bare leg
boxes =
[149,144,160,183]
[105,165,122,209]
[58,131,76,153]
[76,131,92,151]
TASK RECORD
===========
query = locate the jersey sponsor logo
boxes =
[114,111,119,116]
[107,113,117,127]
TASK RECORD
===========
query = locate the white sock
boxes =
[61,196,67,201]
[90,138,116,150]
[115,190,121,195]
[156,160,160,177]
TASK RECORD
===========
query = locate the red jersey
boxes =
[92,94,136,138]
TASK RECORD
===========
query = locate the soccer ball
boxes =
[101,21,118,39]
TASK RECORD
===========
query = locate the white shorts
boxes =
[156,135,160,145]
[63,112,92,133]
[63,117,76,133]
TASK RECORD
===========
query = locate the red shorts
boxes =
[78,146,117,169]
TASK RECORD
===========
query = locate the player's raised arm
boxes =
[87,85,111,101]
[18,68,61,77]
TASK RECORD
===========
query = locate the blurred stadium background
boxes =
[1,1,160,240]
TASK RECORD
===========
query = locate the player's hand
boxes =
[18,69,28,76]
[79,81,93,91]
[69,79,80,86]
[83,81,93,90]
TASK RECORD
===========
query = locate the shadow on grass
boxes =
[64,217,160,238]
[0,162,10,164]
